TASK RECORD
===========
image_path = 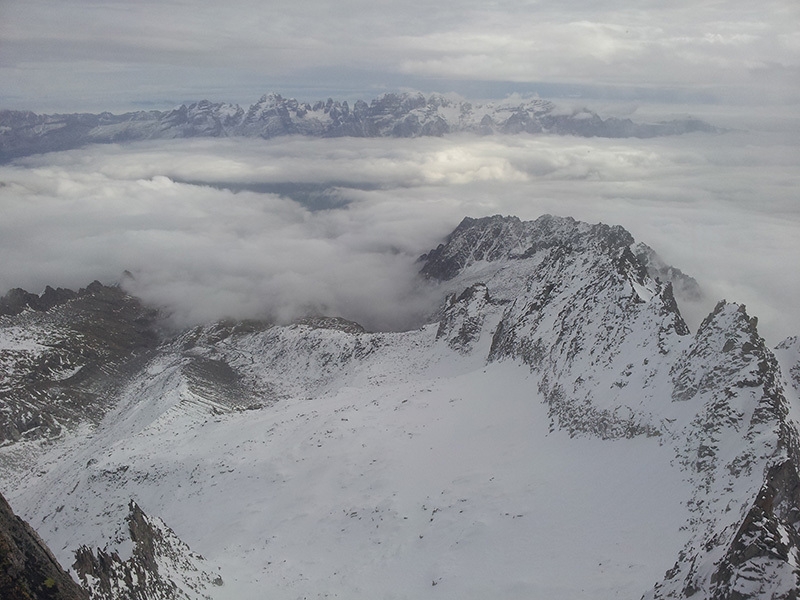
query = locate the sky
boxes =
[0,0,798,344]
[1,0,799,112]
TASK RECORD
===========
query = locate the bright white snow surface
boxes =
[1,322,691,600]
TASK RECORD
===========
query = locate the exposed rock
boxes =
[294,316,366,334]
[73,501,222,600]
[0,491,88,600]
[436,283,494,353]
[633,242,703,303]
[0,282,162,444]
[652,302,796,599]
[0,286,78,316]
[707,460,800,600]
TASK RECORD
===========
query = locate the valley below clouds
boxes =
[1,118,798,343]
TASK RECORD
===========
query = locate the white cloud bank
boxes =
[1,122,798,343]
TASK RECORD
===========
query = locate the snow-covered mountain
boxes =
[1,214,798,599]
[0,92,718,161]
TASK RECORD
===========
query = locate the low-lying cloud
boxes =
[1,120,798,343]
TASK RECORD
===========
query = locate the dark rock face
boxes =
[0,92,720,162]
[436,284,494,353]
[419,215,531,281]
[0,286,78,316]
[0,282,162,444]
[419,214,643,280]
[707,460,800,600]
[0,491,88,600]
[651,300,798,599]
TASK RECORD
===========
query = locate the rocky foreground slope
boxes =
[0,214,798,599]
[0,92,717,161]
[0,491,88,600]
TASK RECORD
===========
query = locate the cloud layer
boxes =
[1,121,798,343]
[1,0,798,110]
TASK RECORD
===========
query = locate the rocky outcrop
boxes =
[633,242,703,303]
[0,491,88,600]
[73,502,222,600]
[649,301,799,599]
[436,283,495,354]
[0,286,78,316]
[0,282,161,444]
[707,459,800,600]
[421,214,690,438]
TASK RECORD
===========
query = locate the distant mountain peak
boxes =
[0,93,720,161]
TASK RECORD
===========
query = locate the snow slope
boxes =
[1,328,691,599]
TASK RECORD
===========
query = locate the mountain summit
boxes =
[0,214,797,599]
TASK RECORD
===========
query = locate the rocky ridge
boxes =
[73,501,222,600]
[423,215,800,598]
[0,92,718,161]
[0,282,161,446]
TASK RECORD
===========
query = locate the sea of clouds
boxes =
[1,120,798,343]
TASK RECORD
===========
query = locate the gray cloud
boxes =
[1,0,798,111]
[1,114,798,343]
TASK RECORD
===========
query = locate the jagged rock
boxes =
[0,286,78,316]
[0,491,88,600]
[633,242,703,303]
[0,282,162,444]
[707,460,800,600]
[436,284,493,353]
[651,301,796,599]
[73,501,222,600]
[294,316,366,334]
[775,336,800,399]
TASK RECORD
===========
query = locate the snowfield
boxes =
[3,329,691,600]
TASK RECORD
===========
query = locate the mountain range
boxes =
[0,92,718,162]
[0,214,798,599]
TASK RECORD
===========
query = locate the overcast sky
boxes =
[1,0,799,111]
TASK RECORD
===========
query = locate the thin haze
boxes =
[0,0,798,110]
[1,121,798,344]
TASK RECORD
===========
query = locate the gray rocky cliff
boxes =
[420,215,800,598]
